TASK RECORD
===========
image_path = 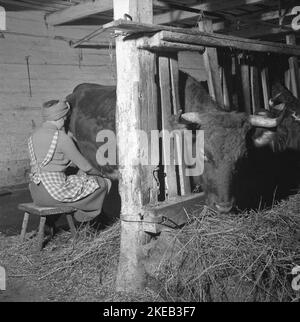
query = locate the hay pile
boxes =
[0,222,122,301]
[150,196,300,302]
[1,193,300,302]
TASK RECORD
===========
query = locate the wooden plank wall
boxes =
[0,10,207,188]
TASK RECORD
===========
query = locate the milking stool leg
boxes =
[66,213,76,237]
[20,212,30,242]
[37,216,46,251]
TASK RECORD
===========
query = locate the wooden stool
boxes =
[18,203,77,251]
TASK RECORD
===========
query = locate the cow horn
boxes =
[248,114,282,128]
[272,103,286,111]
[269,92,282,107]
[181,112,202,124]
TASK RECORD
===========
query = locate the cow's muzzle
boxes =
[215,201,234,214]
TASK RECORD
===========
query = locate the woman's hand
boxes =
[67,130,77,142]
[77,169,86,176]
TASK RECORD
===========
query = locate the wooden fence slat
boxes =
[169,55,191,196]
[250,65,261,113]
[159,55,178,198]
[286,34,300,98]
[240,60,252,114]
[261,67,270,110]
[198,20,223,108]
[285,70,291,91]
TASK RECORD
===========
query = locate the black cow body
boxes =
[66,73,299,213]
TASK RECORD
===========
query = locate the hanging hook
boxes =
[25,55,32,97]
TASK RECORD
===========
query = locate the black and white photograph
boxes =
[0,0,299,306]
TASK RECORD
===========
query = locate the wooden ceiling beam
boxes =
[154,0,269,25]
[239,7,295,22]
[214,8,297,37]
[45,0,114,26]
[45,0,170,26]
[0,0,53,11]
[19,0,70,10]
[227,24,294,39]
[104,19,300,56]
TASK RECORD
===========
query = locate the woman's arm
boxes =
[59,131,97,173]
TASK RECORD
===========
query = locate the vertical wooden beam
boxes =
[240,59,252,114]
[198,19,223,108]
[169,56,191,196]
[159,55,178,199]
[220,52,233,111]
[222,67,230,110]
[250,64,261,113]
[159,54,191,197]
[114,0,157,292]
[233,55,242,110]
[285,69,291,91]
[261,67,270,110]
[286,34,300,98]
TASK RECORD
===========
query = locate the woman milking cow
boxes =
[27,99,112,226]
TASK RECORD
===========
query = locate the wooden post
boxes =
[158,54,191,198]
[222,67,230,110]
[286,34,300,98]
[169,56,191,196]
[198,19,223,108]
[113,0,157,292]
[159,55,178,199]
[240,58,252,114]
[261,67,270,110]
[220,51,232,110]
[250,64,261,113]
[285,70,291,91]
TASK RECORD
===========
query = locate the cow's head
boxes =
[180,109,284,213]
[269,82,300,113]
[267,82,300,151]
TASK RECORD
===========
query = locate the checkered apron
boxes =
[28,131,99,202]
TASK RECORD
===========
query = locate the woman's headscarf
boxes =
[42,99,70,122]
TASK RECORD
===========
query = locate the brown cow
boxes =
[66,72,284,213]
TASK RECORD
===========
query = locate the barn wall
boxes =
[0,10,116,187]
[0,10,206,188]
